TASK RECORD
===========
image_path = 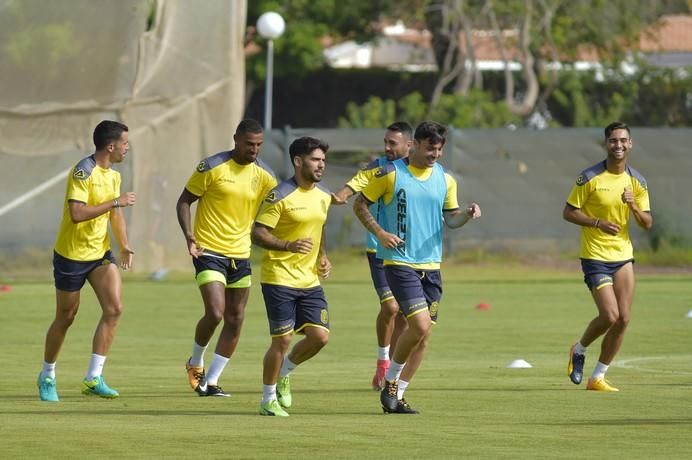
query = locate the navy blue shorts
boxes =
[53,250,115,292]
[580,258,633,291]
[192,250,251,288]
[384,265,442,322]
[366,251,394,303]
[261,284,329,337]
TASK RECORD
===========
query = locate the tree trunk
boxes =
[427,0,466,109]
[487,0,539,117]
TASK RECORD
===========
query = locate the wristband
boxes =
[283,241,289,251]
[593,218,600,228]
[113,199,120,208]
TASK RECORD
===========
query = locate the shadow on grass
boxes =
[538,417,692,426]
[0,407,385,417]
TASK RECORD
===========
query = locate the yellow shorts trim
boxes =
[405,308,430,319]
[595,281,614,290]
[196,271,251,288]
[294,323,330,335]
[196,270,225,287]
[228,275,252,288]
[383,260,441,270]
[270,329,294,338]
[380,295,395,304]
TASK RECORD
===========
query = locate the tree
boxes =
[338,89,520,128]
[417,0,690,121]
[246,0,399,108]
[246,0,691,128]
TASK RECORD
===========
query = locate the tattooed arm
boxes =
[353,194,402,249]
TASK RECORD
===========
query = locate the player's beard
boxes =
[309,169,323,183]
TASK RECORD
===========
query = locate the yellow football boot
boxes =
[586,377,619,392]
[185,358,205,390]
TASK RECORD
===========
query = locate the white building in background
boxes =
[323,15,692,73]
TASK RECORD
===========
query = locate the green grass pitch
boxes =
[1,259,690,459]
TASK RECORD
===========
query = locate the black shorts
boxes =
[261,283,329,337]
[384,265,442,322]
[192,250,251,288]
[366,251,394,303]
[580,258,633,291]
[53,250,115,292]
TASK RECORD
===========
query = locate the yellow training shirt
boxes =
[347,156,389,252]
[185,151,277,258]
[255,178,331,288]
[361,159,459,270]
[346,157,383,193]
[54,155,120,261]
[566,161,650,262]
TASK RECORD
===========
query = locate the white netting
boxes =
[0,0,247,273]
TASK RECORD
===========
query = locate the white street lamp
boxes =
[256,12,285,132]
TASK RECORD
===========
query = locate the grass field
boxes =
[1,258,691,459]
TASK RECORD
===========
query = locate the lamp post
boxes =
[256,12,285,132]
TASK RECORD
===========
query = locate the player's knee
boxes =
[416,333,430,350]
[57,311,78,328]
[58,305,79,325]
[614,314,630,328]
[599,310,618,326]
[316,333,329,349]
[205,307,224,324]
[408,324,429,342]
[271,336,292,353]
[380,300,398,318]
[56,298,80,320]
[223,308,245,326]
[308,330,329,349]
[103,302,123,321]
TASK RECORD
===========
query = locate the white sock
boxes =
[41,361,56,380]
[205,353,229,386]
[384,360,405,382]
[397,379,409,399]
[190,341,207,367]
[262,384,277,404]
[86,353,106,380]
[279,356,298,378]
[377,346,390,361]
[591,361,609,379]
[574,341,587,355]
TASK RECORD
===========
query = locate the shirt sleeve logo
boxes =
[73,168,86,179]
[576,175,585,185]
[196,161,206,173]
[265,191,277,203]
